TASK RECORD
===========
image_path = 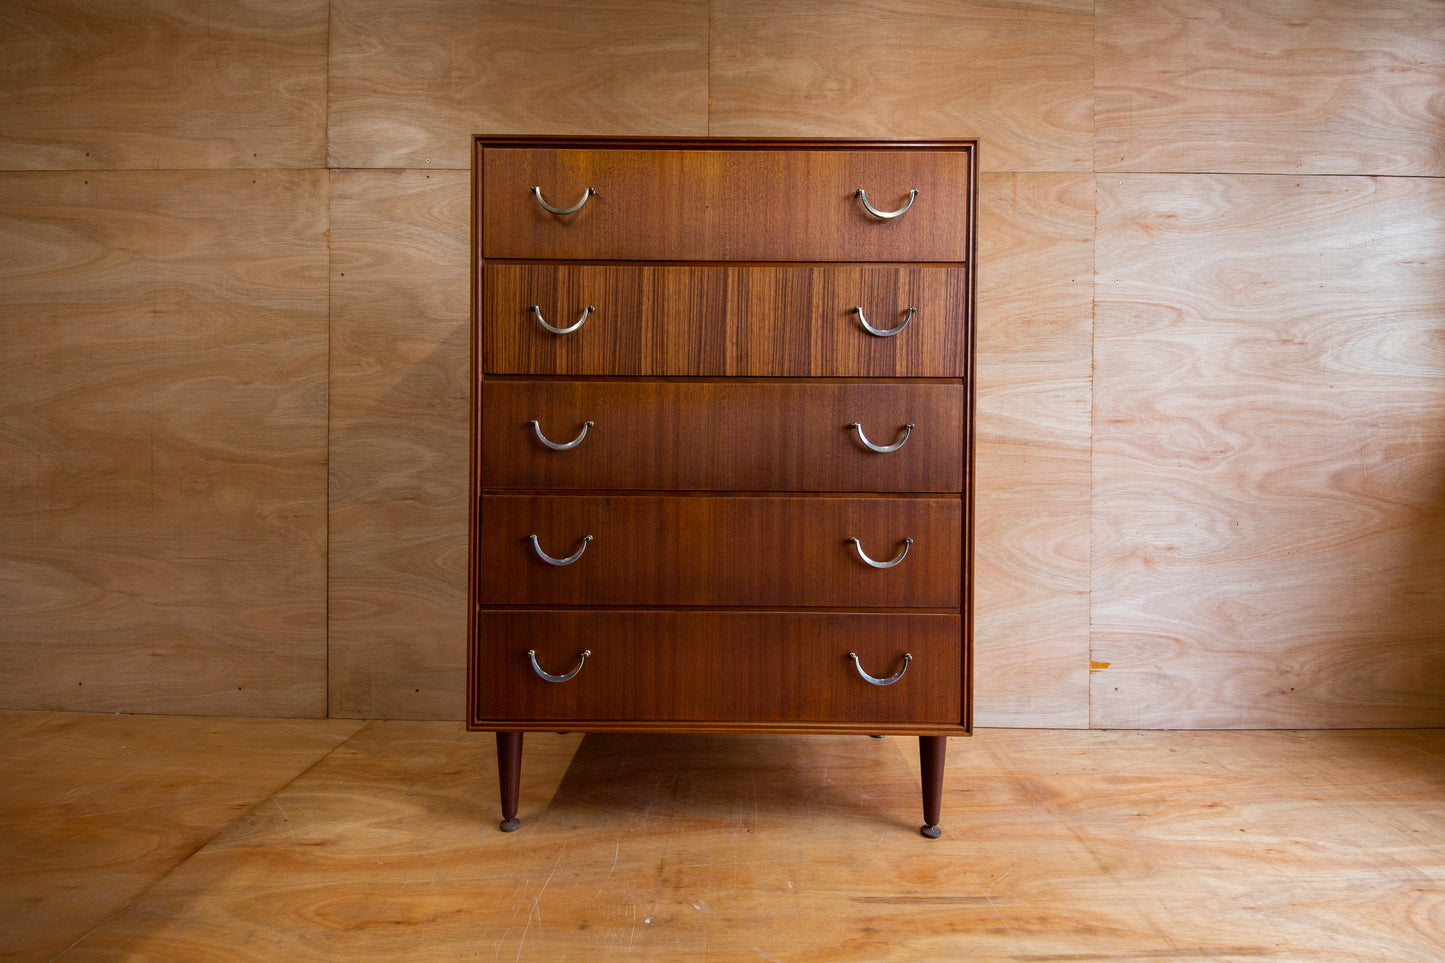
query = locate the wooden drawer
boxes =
[481,264,969,377]
[477,494,962,608]
[479,144,973,262]
[472,610,964,726]
[480,380,964,493]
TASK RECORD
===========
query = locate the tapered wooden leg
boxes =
[497,731,523,832]
[919,735,946,839]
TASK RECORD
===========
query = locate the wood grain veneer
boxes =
[0,170,329,716]
[0,0,327,170]
[972,172,1095,728]
[482,263,969,377]
[471,137,974,833]
[327,0,709,169]
[1096,0,1445,176]
[1093,173,1445,728]
[707,0,1093,173]
[0,711,363,963]
[481,146,973,261]
[327,170,472,720]
[27,724,1445,960]
[474,610,963,726]
[481,380,964,492]
[478,493,962,608]
[4,2,1440,733]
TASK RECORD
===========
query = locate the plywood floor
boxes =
[3,712,1442,961]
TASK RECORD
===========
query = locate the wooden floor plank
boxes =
[27,722,1443,961]
[0,711,363,963]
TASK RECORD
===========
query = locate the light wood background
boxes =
[1,0,1441,727]
[10,715,1444,960]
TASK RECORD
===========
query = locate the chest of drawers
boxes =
[469,136,976,837]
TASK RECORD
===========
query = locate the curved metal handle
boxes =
[530,304,593,335]
[528,649,591,683]
[847,536,913,569]
[848,651,913,686]
[532,185,595,215]
[529,533,592,566]
[530,419,593,451]
[854,305,915,338]
[855,188,918,219]
[849,422,914,453]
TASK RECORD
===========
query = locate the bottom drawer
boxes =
[471,610,964,727]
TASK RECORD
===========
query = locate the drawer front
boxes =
[481,264,969,377]
[480,146,973,262]
[481,380,964,493]
[472,610,964,726]
[478,494,962,608]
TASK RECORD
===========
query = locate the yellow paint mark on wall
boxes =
[1090,661,1112,673]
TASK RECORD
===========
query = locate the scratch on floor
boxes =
[982,891,1014,939]
[271,796,297,846]
[516,844,567,961]
[592,842,620,904]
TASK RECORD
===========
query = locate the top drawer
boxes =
[479,142,974,262]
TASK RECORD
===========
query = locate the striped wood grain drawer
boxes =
[480,263,970,378]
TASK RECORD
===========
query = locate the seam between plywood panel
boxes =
[1091,0,1098,730]
[1089,168,1099,730]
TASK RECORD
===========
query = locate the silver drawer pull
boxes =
[848,651,913,686]
[531,303,593,335]
[848,536,913,569]
[530,419,593,451]
[854,305,915,338]
[854,187,918,219]
[532,185,594,215]
[529,533,592,566]
[528,649,591,683]
[849,422,914,453]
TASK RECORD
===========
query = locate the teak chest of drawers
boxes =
[469,136,976,837]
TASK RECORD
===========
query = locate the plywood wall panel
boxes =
[6,0,1435,729]
[708,0,1094,172]
[0,0,327,171]
[0,171,329,716]
[973,173,1094,727]
[328,171,472,720]
[1093,174,1445,728]
[1097,0,1445,176]
[328,0,710,170]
